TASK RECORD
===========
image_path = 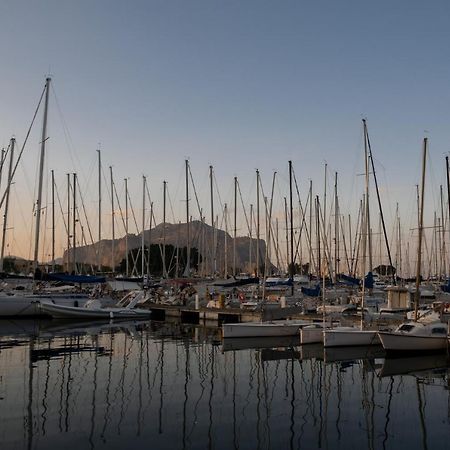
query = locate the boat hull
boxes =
[323,328,380,347]
[222,320,309,338]
[0,294,89,317]
[39,302,151,320]
[300,325,324,344]
[378,331,448,353]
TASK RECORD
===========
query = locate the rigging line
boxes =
[213,172,224,215]
[55,180,69,247]
[9,184,30,260]
[0,83,46,211]
[339,214,352,274]
[126,188,140,235]
[0,142,11,181]
[113,180,127,233]
[292,169,315,269]
[237,180,251,235]
[145,184,153,228]
[188,165,202,218]
[318,198,334,278]
[167,188,176,224]
[365,121,395,280]
[78,153,96,199]
[18,156,35,204]
[75,176,97,249]
[50,82,85,184]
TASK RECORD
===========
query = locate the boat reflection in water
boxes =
[1,320,450,450]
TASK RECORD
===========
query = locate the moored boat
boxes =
[0,292,90,317]
[323,327,381,347]
[222,319,310,338]
[378,321,448,353]
[300,322,327,344]
[39,290,151,320]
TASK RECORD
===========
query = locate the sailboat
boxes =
[0,78,95,317]
[378,138,449,353]
[222,162,310,339]
[323,120,381,347]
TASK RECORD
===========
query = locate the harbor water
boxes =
[0,319,449,450]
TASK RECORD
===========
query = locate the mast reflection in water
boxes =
[0,319,450,450]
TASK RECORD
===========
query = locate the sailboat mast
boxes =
[185,160,190,277]
[224,203,228,277]
[334,172,339,282]
[256,169,260,278]
[148,201,153,277]
[163,180,167,278]
[289,161,294,295]
[142,175,146,278]
[363,123,372,275]
[97,148,102,271]
[33,77,50,272]
[125,178,129,277]
[0,138,15,272]
[414,138,427,320]
[316,196,321,278]
[284,197,289,273]
[446,156,450,277]
[0,148,5,195]
[233,176,237,277]
[364,119,395,283]
[67,173,71,271]
[51,168,55,272]
[110,166,115,273]
[209,165,215,276]
[72,173,77,273]
[249,204,253,274]
[309,180,313,277]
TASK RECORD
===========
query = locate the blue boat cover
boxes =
[339,274,360,286]
[301,284,321,297]
[265,278,293,287]
[46,273,106,284]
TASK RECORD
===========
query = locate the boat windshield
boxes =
[431,327,447,334]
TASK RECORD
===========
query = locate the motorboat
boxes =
[378,319,448,353]
[39,290,151,320]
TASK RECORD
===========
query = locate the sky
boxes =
[1,0,450,271]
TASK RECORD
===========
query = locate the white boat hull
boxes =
[0,294,89,317]
[222,320,309,338]
[323,328,380,347]
[300,325,325,344]
[39,302,151,320]
[378,331,448,353]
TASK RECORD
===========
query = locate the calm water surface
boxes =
[0,319,449,450]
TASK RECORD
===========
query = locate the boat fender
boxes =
[238,292,245,302]
[110,311,114,319]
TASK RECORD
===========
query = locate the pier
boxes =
[146,303,306,324]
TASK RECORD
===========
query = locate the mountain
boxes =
[64,220,272,274]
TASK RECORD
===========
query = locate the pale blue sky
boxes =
[0,0,449,264]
